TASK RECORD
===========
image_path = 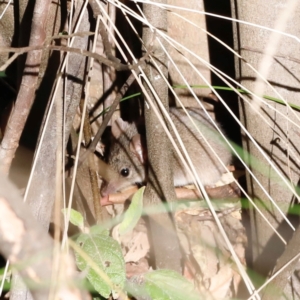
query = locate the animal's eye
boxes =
[120,168,129,177]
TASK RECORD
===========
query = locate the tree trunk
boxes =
[142,1,182,273]
[231,0,300,295]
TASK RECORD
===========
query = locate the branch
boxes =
[0,38,149,173]
[0,0,52,174]
[79,73,137,163]
[99,19,119,63]
[0,43,150,72]
[0,175,90,300]
[100,182,241,205]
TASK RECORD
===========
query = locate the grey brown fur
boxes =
[101,107,232,196]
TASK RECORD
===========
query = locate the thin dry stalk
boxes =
[0,0,53,174]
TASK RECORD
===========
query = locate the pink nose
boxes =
[100,185,108,197]
[100,180,119,197]
[100,179,110,196]
[100,194,111,206]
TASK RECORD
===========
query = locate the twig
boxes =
[100,181,241,205]
[48,31,95,42]
[77,16,106,224]
[79,72,137,163]
[80,95,104,222]
[0,43,150,72]
[99,11,118,120]
[99,19,119,63]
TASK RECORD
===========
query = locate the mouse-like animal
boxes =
[100,107,232,196]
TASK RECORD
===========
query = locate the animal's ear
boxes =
[111,118,129,139]
[130,134,145,164]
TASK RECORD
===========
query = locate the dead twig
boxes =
[0,43,150,72]
[80,94,104,223]
[101,181,241,205]
[99,19,119,63]
[99,13,118,115]
[0,0,52,174]
[79,72,138,164]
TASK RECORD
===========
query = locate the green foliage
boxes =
[119,186,145,235]
[145,270,201,300]
[61,208,84,230]
[64,208,125,299]
[66,202,202,300]
[75,228,125,298]
[0,267,11,292]
[127,270,202,300]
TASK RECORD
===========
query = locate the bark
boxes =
[231,0,300,295]
[0,0,52,174]
[0,1,14,66]
[25,0,90,229]
[262,226,300,300]
[9,2,90,299]
[168,0,211,106]
[142,1,182,273]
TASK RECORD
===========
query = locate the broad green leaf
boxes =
[61,208,84,229]
[125,277,150,300]
[75,232,125,298]
[119,186,145,235]
[90,225,109,236]
[144,269,202,300]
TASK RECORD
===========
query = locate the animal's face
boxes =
[108,137,146,185]
[100,118,147,196]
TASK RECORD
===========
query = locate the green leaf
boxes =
[75,232,125,298]
[119,186,145,235]
[90,225,109,236]
[0,266,11,291]
[144,270,202,300]
[0,71,6,78]
[61,208,84,229]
